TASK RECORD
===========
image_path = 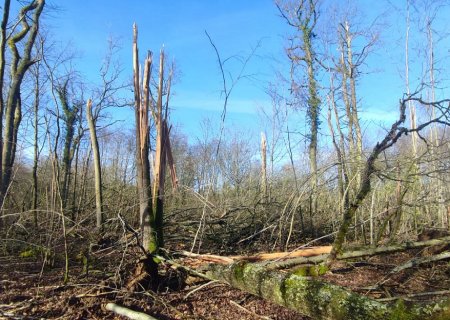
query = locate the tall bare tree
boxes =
[276,0,321,216]
[86,99,103,231]
[0,0,45,226]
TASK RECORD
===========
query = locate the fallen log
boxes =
[205,261,450,320]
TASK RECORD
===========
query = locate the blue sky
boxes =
[43,1,290,139]
[34,0,450,147]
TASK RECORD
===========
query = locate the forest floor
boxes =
[1,239,449,319]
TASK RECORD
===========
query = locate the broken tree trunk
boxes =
[132,24,159,287]
[206,262,450,320]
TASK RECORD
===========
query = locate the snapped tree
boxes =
[132,24,177,286]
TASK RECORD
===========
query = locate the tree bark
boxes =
[260,132,268,201]
[0,0,45,215]
[206,261,450,320]
[276,0,320,217]
[132,25,160,286]
[133,24,154,253]
[86,99,103,231]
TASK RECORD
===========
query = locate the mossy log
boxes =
[206,261,450,320]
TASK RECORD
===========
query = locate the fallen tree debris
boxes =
[260,236,450,269]
[105,303,158,320]
[389,251,450,274]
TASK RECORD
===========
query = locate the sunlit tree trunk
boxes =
[0,0,45,224]
[260,132,268,202]
[276,0,321,218]
[405,0,417,158]
[31,56,42,227]
[86,99,104,231]
[56,80,81,213]
[344,21,363,189]
[133,24,155,255]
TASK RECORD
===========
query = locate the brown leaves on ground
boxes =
[0,251,307,319]
[1,244,449,319]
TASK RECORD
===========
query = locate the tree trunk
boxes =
[132,24,160,286]
[260,132,268,202]
[0,0,45,214]
[205,261,450,320]
[86,99,103,231]
[31,61,40,227]
[134,39,156,254]
[57,80,79,212]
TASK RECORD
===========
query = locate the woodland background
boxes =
[0,1,449,317]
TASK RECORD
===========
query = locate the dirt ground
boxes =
[0,249,307,319]
[1,244,449,319]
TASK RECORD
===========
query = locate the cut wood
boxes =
[235,246,332,262]
[205,261,450,320]
[180,251,234,264]
[106,303,158,320]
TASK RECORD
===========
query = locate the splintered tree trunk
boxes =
[86,99,103,231]
[206,262,450,320]
[133,24,156,254]
[133,24,175,288]
[133,24,160,286]
[152,49,166,249]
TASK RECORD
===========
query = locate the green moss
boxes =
[148,241,158,254]
[388,300,417,320]
[283,274,389,320]
[339,293,379,320]
[310,264,329,276]
[232,261,247,283]
[152,256,160,264]
[293,264,329,277]
[293,266,309,276]
[20,246,51,259]
[20,248,37,258]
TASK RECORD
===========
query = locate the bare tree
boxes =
[276,0,321,216]
[328,96,450,264]
[0,0,45,227]
[86,99,103,231]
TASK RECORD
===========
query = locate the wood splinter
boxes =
[105,303,158,320]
